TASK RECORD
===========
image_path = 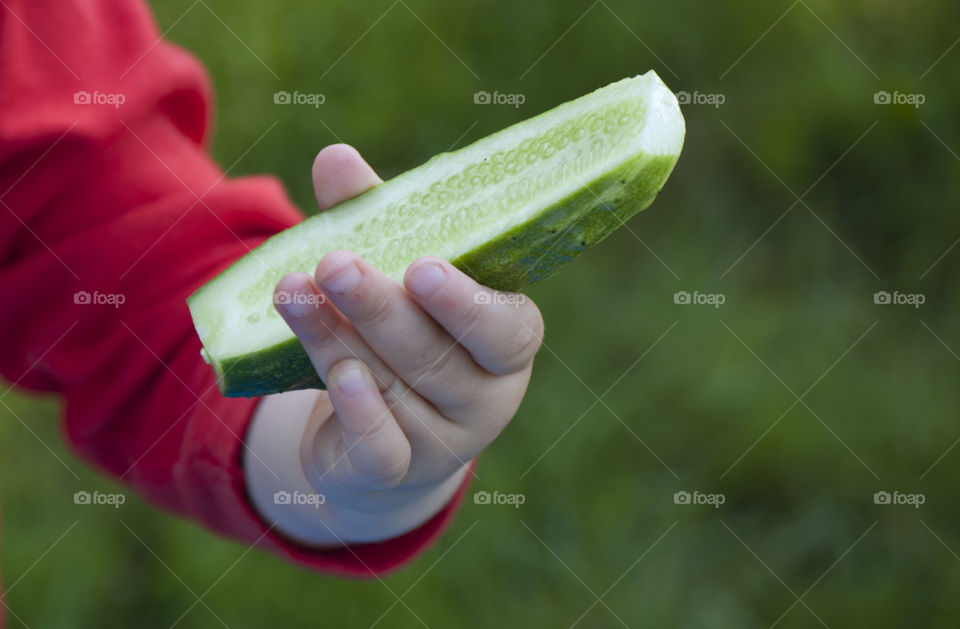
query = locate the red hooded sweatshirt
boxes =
[0,0,468,621]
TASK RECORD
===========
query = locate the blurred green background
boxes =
[2,0,959,626]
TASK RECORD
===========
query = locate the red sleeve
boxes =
[0,0,469,577]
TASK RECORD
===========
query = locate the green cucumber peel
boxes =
[188,71,685,397]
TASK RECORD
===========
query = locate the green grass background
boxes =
[2,0,960,626]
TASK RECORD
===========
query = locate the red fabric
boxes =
[0,0,468,614]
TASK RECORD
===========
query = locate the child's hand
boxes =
[243,145,543,545]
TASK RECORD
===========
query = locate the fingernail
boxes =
[320,259,362,295]
[406,263,445,298]
[337,366,367,397]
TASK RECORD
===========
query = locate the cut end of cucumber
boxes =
[188,71,685,397]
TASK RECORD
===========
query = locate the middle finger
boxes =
[314,250,495,421]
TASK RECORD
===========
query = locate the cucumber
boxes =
[188,71,684,397]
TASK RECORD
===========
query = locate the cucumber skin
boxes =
[213,336,318,398]
[215,150,679,397]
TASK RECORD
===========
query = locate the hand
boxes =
[244,145,543,545]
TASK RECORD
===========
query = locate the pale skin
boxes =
[243,144,544,546]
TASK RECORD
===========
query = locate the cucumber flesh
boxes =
[188,71,685,397]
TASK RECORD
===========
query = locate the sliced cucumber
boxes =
[188,71,685,397]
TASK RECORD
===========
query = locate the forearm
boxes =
[244,389,470,546]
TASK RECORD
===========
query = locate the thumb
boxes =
[312,144,383,211]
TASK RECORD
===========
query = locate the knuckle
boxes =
[370,452,410,486]
[357,403,391,436]
[496,313,543,374]
[296,317,341,351]
[352,286,395,327]
[429,279,484,332]
[408,344,455,385]
[512,325,540,362]
[376,370,404,398]
[459,294,486,332]
[348,443,409,489]
[329,408,410,490]
[526,305,545,350]
[380,376,413,409]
